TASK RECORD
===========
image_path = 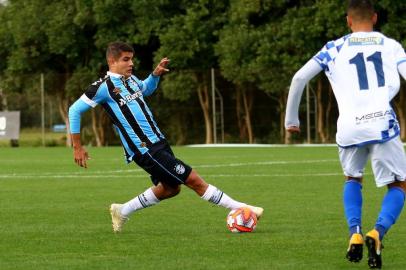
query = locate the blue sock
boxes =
[343,180,363,236]
[375,187,405,240]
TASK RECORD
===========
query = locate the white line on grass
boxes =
[0,159,338,179]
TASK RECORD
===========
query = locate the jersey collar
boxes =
[107,71,125,79]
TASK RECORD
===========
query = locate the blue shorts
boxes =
[134,140,192,187]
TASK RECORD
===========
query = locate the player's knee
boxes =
[346,176,363,183]
[388,181,406,193]
[185,170,207,191]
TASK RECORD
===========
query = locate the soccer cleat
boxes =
[365,229,382,269]
[245,205,264,219]
[346,233,364,263]
[109,203,129,233]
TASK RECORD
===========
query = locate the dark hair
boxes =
[106,42,134,61]
[347,0,375,21]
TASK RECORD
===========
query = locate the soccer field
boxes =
[0,146,405,270]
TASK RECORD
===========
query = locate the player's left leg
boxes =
[184,170,264,219]
[366,137,406,268]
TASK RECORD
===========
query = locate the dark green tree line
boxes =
[0,0,405,145]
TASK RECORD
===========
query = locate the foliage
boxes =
[0,0,405,144]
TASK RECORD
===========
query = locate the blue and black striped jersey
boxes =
[69,71,165,162]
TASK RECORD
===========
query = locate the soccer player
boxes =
[285,1,406,268]
[68,41,263,233]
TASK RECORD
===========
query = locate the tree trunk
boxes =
[242,88,254,143]
[0,88,8,111]
[236,88,245,140]
[57,95,71,147]
[91,109,102,146]
[325,85,333,142]
[278,94,290,144]
[196,73,212,144]
[316,78,327,143]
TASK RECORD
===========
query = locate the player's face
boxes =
[110,52,134,78]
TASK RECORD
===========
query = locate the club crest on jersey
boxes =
[174,164,185,175]
[118,90,143,106]
[113,88,122,95]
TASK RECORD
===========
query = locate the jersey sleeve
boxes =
[133,74,160,97]
[313,36,349,71]
[81,80,107,107]
[313,44,331,71]
[394,41,406,66]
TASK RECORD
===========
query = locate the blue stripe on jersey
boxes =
[105,79,154,146]
[338,131,400,149]
[101,102,142,157]
[326,41,334,49]
[121,80,163,140]
[397,59,406,66]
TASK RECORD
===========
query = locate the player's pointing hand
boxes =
[153,57,170,76]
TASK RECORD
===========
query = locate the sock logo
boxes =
[174,164,185,175]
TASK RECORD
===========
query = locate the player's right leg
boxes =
[110,182,180,232]
[339,146,369,263]
[185,170,264,219]
[366,137,406,268]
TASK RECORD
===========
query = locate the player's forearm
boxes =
[285,59,323,128]
[71,133,82,148]
[142,74,160,96]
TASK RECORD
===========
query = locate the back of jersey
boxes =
[314,31,406,147]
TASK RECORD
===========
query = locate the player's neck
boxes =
[351,23,374,33]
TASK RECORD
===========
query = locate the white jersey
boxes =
[313,31,406,147]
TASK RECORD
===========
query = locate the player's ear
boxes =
[346,15,352,28]
[107,56,116,68]
[372,13,377,25]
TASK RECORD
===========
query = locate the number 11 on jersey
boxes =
[349,51,385,90]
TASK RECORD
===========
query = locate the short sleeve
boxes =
[81,79,107,107]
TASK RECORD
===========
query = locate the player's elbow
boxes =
[291,72,307,86]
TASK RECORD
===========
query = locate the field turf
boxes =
[0,146,405,269]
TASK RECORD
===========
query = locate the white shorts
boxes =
[338,136,406,187]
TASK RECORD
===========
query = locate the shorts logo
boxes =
[174,164,185,175]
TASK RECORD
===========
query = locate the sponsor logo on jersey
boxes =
[119,90,143,106]
[355,110,392,124]
[174,164,185,175]
[348,36,384,46]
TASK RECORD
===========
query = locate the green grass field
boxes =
[0,146,405,270]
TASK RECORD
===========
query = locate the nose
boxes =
[129,60,133,67]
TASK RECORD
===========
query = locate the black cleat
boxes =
[365,229,382,269]
[346,233,363,262]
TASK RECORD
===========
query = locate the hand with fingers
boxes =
[73,146,90,168]
[152,57,170,76]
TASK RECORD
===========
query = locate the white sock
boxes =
[121,188,160,216]
[201,184,246,209]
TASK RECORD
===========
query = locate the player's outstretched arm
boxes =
[142,57,170,96]
[285,59,323,133]
[68,99,92,168]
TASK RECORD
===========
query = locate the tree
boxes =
[155,0,228,144]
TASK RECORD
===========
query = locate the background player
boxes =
[285,0,406,268]
[68,41,263,233]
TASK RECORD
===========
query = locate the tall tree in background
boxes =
[156,0,228,144]
[216,0,264,143]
